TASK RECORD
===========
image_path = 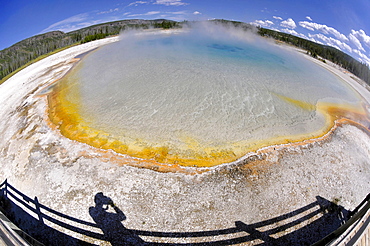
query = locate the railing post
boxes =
[0,179,7,209]
[3,179,7,198]
[34,197,44,224]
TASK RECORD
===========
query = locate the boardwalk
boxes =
[313,193,370,246]
[329,208,370,246]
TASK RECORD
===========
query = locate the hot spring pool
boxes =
[47,27,369,167]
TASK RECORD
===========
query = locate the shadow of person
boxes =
[89,192,146,246]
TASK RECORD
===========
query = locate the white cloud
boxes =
[280,18,296,29]
[41,13,90,33]
[98,8,119,15]
[160,15,186,21]
[252,20,274,27]
[269,27,281,32]
[127,9,188,20]
[166,11,187,15]
[348,33,366,52]
[154,0,188,6]
[299,21,348,42]
[353,49,370,66]
[334,39,352,53]
[281,28,308,39]
[351,29,370,48]
[307,34,324,45]
[128,1,148,6]
[299,21,315,31]
[273,16,283,20]
[306,16,312,21]
[310,34,341,50]
[281,28,298,35]
[128,11,160,17]
[193,11,201,15]
[310,33,352,53]
[306,32,369,65]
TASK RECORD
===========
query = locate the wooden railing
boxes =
[312,193,370,246]
[0,179,368,245]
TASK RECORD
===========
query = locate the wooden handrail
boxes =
[311,192,370,246]
[1,179,368,245]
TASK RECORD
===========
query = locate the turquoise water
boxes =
[67,28,362,147]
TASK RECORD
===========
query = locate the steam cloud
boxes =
[61,22,363,150]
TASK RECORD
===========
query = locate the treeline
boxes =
[153,20,179,29]
[258,27,370,84]
[0,31,73,79]
[211,19,256,32]
[0,19,179,82]
[80,33,110,44]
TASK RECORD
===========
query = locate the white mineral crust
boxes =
[0,35,369,244]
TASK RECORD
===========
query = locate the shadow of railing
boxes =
[0,179,361,246]
[0,179,103,245]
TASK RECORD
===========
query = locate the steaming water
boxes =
[52,27,365,166]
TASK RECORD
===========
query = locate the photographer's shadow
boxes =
[89,192,146,246]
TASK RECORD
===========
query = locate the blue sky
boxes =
[1,0,370,65]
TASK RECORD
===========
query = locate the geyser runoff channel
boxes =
[47,25,369,167]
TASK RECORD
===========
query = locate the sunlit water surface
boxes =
[48,28,368,167]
